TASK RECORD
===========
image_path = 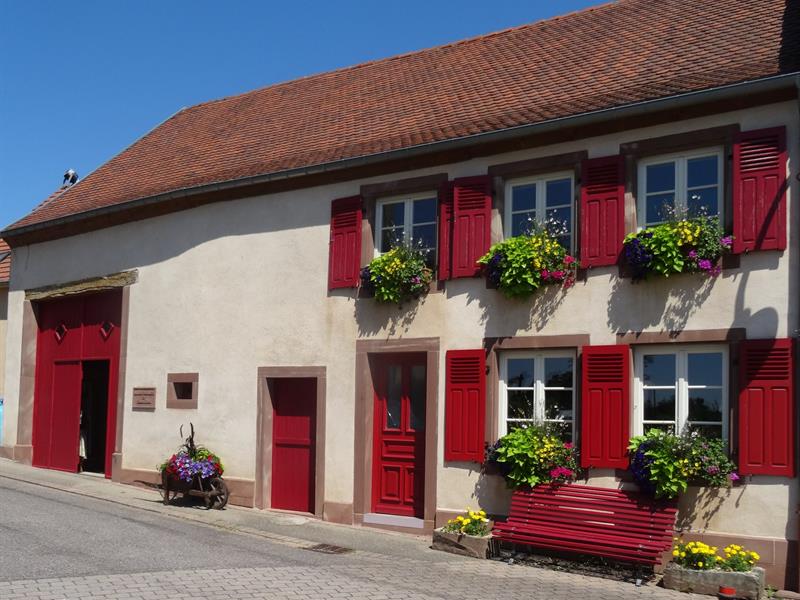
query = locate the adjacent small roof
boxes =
[6,0,799,234]
[0,239,11,283]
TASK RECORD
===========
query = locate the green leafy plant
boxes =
[628,429,738,499]
[489,424,579,489]
[441,507,491,536]
[360,243,432,305]
[623,215,732,280]
[478,222,577,299]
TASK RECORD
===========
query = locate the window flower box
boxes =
[478,225,578,300]
[623,216,732,280]
[360,243,432,306]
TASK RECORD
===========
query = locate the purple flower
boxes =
[688,250,698,259]
[729,472,740,482]
[720,236,733,248]
[698,259,713,271]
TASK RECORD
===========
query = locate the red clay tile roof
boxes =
[8,0,800,232]
[0,239,11,283]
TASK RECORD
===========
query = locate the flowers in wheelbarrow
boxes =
[160,449,224,482]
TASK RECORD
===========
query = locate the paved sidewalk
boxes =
[0,459,704,599]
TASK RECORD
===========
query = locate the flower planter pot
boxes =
[662,563,765,599]
[431,528,491,559]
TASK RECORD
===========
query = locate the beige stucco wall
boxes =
[2,100,798,542]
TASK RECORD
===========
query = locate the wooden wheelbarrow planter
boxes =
[162,470,230,510]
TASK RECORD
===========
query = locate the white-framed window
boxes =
[637,148,724,227]
[499,350,575,439]
[375,192,437,267]
[633,345,728,439]
[504,173,574,249]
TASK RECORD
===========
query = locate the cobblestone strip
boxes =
[0,552,706,600]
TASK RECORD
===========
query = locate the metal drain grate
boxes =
[305,543,353,555]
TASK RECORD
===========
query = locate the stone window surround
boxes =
[166,373,198,409]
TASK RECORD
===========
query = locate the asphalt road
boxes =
[0,476,344,581]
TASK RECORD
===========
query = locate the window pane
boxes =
[646,193,675,224]
[644,423,675,435]
[545,207,571,238]
[687,156,718,188]
[545,357,573,387]
[545,179,571,207]
[381,228,403,252]
[507,390,534,420]
[545,390,573,421]
[386,365,402,429]
[687,187,718,218]
[411,223,436,251]
[689,388,723,423]
[506,358,535,387]
[412,197,436,224]
[690,424,722,439]
[512,212,534,236]
[512,184,536,212]
[644,389,676,421]
[688,353,723,386]
[410,365,426,431]
[643,354,676,386]
[381,202,405,228]
[646,162,675,193]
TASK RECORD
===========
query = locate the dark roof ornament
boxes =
[62,169,78,187]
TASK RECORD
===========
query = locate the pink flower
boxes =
[564,442,573,449]
[552,270,564,280]
[541,269,550,279]
[563,255,575,265]
[688,250,698,259]
[729,472,740,482]
[549,466,574,479]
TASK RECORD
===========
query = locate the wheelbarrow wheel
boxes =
[205,477,229,510]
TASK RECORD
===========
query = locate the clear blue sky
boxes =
[0,0,602,230]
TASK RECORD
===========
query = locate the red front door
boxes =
[271,378,316,513]
[372,354,426,518]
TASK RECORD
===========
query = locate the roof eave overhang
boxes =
[4,72,800,246]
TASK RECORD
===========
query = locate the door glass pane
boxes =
[646,162,675,193]
[687,156,718,188]
[544,357,573,387]
[687,187,718,218]
[381,202,405,228]
[545,178,571,207]
[410,365,426,431]
[512,184,536,212]
[688,353,723,386]
[544,390,573,421]
[507,390,534,420]
[506,358,535,387]
[412,198,436,224]
[688,389,723,422]
[644,389,676,421]
[386,365,402,429]
[642,354,676,386]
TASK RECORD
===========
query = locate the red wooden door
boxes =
[372,355,426,518]
[271,378,316,513]
[32,290,122,477]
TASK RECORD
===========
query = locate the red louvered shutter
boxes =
[327,196,362,289]
[451,176,491,278]
[580,156,625,268]
[733,127,787,253]
[580,344,630,469]
[438,181,454,282]
[738,338,794,477]
[445,349,486,462]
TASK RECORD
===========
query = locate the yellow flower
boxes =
[672,550,679,557]
[698,562,703,567]
[681,552,686,558]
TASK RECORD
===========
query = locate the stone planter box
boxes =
[432,528,491,559]
[662,562,766,599]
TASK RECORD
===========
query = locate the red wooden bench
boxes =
[493,484,678,566]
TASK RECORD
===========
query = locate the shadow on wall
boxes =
[606,272,718,335]
[675,486,737,531]
[460,280,569,336]
[354,292,423,337]
[472,471,513,516]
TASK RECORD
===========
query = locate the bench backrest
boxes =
[508,484,677,547]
